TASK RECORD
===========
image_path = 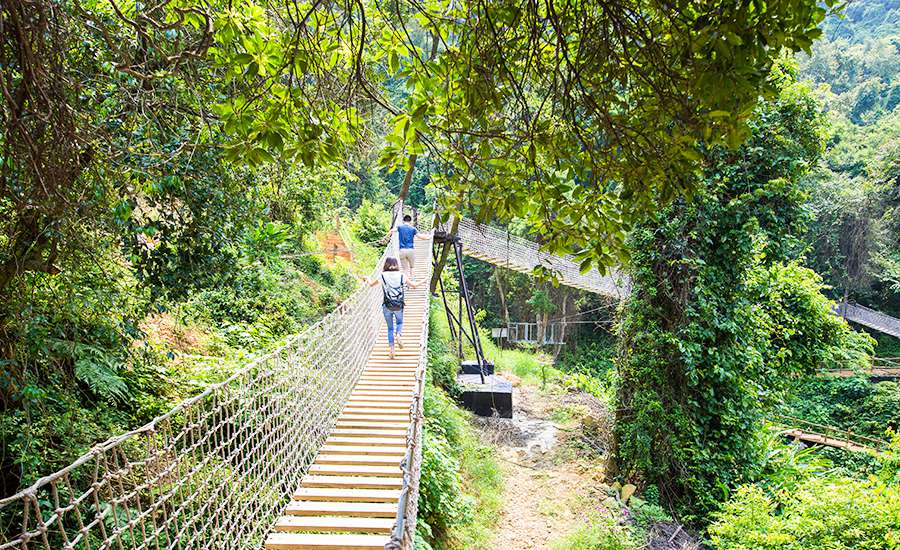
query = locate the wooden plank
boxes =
[354,384,415,390]
[353,384,413,389]
[330,429,408,438]
[265,533,390,549]
[345,400,411,408]
[301,475,403,489]
[349,393,412,399]
[339,409,410,417]
[292,487,400,502]
[325,437,406,447]
[337,414,409,423]
[284,501,397,518]
[309,464,402,477]
[273,515,394,534]
[314,454,403,466]
[342,407,408,416]
[351,387,413,392]
[347,393,413,400]
[319,445,406,456]
[346,397,412,405]
[355,383,415,388]
[358,370,417,375]
[334,421,408,430]
[342,404,409,412]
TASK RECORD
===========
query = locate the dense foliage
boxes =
[781,376,900,441]
[2,0,896,547]
[613,64,874,520]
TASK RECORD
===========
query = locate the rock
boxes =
[602,496,620,511]
[620,483,636,504]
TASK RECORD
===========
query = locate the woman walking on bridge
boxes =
[367,257,423,359]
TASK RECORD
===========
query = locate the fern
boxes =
[74,344,128,402]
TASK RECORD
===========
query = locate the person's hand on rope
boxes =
[379,228,394,246]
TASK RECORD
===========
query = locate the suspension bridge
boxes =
[452,217,630,299]
[2,213,898,549]
[0,204,430,550]
[835,302,900,340]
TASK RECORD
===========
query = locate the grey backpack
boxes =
[382,275,405,311]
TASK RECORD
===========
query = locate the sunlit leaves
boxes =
[123,0,842,275]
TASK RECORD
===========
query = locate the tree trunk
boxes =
[430,215,459,293]
[397,155,418,203]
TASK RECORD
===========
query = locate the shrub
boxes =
[781,377,900,441]
[557,337,617,378]
[629,498,672,532]
[352,199,389,243]
[708,477,900,549]
[417,427,471,539]
[752,427,833,495]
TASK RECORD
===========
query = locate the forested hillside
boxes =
[801,0,900,323]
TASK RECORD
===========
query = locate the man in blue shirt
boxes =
[389,215,430,275]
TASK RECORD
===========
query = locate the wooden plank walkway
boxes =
[835,302,900,339]
[784,429,881,455]
[265,240,432,550]
[820,366,900,379]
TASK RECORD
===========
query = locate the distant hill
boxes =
[822,0,900,42]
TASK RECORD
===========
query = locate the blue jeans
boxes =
[382,306,404,345]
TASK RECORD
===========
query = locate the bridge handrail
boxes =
[0,203,407,549]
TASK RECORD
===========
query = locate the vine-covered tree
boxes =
[613,63,874,520]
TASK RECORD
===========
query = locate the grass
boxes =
[480,326,561,386]
[550,513,641,550]
[452,422,503,548]
[419,304,503,550]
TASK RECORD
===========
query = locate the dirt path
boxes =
[476,379,608,550]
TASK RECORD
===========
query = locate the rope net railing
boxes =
[835,302,900,339]
[447,218,631,299]
[0,204,409,550]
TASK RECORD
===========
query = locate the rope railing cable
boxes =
[0,202,408,550]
